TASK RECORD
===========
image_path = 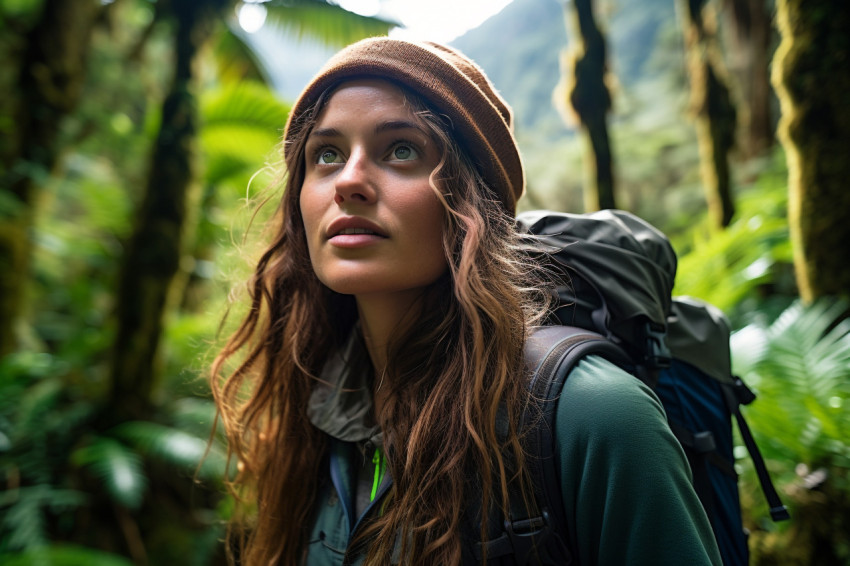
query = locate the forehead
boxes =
[316,79,415,123]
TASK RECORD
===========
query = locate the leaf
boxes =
[262,0,398,49]
[214,25,272,84]
[734,298,850,468]
[111,421,228,481]
[0,486,87,552]
[14,378,63,441]
[72,437,147,510]
[200,80,289,185]
[0,544,135,566]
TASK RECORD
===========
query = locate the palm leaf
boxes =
[263,0,398,49]
[214,25,271,84]
[71,437,147,510]
[200,80,289,186]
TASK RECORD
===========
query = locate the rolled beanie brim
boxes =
[284,38,525,214]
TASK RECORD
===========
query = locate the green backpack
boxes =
[473,209,788,565]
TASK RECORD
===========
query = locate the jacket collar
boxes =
[307,325,383,446]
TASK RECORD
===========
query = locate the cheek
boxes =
[299,187,321,248]
[409,193,449,271]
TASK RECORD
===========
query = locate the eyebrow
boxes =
[308,120,427,139]
[374,120,426,136]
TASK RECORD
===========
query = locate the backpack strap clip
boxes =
[730,377,756,406]
[502,510,555,566]
[639,320,672,370]
[474,511,559,565]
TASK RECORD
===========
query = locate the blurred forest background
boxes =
[1,0,849,564]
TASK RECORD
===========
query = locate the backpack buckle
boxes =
[640,321,671,370]
[732,377,757,405]
[504,511,551,565]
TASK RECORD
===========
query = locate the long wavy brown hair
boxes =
[211,80,549,565]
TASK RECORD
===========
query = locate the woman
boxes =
[211,38,721,565]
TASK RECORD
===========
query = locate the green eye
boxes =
[319,149,341,164]
[392,144,417,161]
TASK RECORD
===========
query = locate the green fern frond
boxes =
[1,490,47,551]
[733,299,850,468]
[71,437,147,510]
[674,213,789,313]
[0,544,134,566]
[0,486,86,552]
[111,421,227,481]
[14,378,63,438]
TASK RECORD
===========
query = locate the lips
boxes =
[326,216,387,239]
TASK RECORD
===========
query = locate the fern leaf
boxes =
[72,437,147,510]
[112,421,227,481]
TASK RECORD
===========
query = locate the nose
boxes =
[334,148,376,205]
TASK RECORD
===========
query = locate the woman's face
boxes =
[299,79,448,301]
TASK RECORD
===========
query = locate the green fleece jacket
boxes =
[304,347,722,565]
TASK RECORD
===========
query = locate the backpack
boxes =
[474,209,789,565]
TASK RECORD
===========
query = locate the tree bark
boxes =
[108,1,217,418]
[564,0,616,211]
[681,0,738,228]
[0,0,100,357]
[772,0,850,303]
[721,0,774,156]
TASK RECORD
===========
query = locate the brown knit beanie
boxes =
[284,37,525,214]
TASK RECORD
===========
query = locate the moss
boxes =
[772,0,850,302]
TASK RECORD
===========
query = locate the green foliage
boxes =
[200,79,289,189]
[0,544,134,566]
[731,299,850,563]
[263,0,397,49]
[71,438,146,510]
[113,418,228,482]
[672,153,796,326]
[733,300,850,469]
[0,353,228,558]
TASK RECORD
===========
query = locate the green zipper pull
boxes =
[370,446,386,502]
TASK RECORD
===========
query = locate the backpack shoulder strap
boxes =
[476,325,632,564]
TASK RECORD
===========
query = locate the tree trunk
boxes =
[721,0,774,156]
[108,2,214,419]
[772,0,850,303]
[681,0,738,228]
[0,0,100,357]
[565,0,616,211]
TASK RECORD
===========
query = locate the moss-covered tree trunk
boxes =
[564,0,615,211]
[721,0,774,156]
[108,1,220,419]
[772,0,850,303]
[0,0,100,357]
[681,0,738,228]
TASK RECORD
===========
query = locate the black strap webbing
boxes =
[476,326,633,565]
[722,381,790,522]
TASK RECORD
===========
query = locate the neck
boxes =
[356,290,424,413]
